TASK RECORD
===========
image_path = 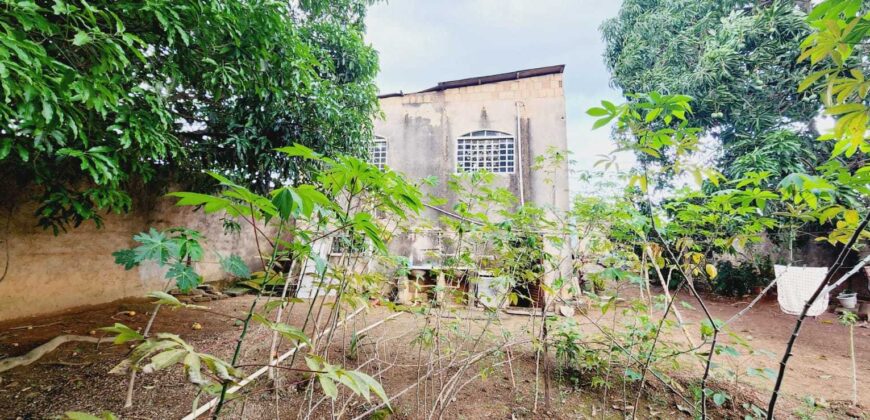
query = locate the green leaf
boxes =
[844,209,859,224]
[645,107,662,122]
[173,236,204,262]
[143,348,187,373]
[132,228,179,265]
[712,392,727,406]
[183,352,206,385]
[318,374,338,399]
[718,345,740,357]
[0,139,11,160]
[352,212,385,252]
[42,101,53,123]
[591,115,615,129]
[798,70,830,92]
[112,248,139,270]
[700,320,715,338]
[624,368,642,381]
[220,254,251,279]
[100,323,144,344]
[826,103,865,115]
[313,254,327,276]
[271,187,300,219]
[16,145,29,162]
[263,297,304,312]
[252,313,311,347]
[352,370,391,407]
[199,353,238,382]
[167,192,236,215]
[294,185,333,217]
[146,291,183,307]
[586,107,609,117]
[166,263,201,292]
[275,143,322,160]
[72,31,92,46]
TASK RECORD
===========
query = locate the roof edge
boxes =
[378,64,564,99]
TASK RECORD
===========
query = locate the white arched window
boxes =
[369,136,388,170]
[456,130,515,173]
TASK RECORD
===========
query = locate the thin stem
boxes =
[766,210,870,419]
[850,323,857,406]
[213,216,287,418]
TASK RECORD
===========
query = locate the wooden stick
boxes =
[645,246,698,349]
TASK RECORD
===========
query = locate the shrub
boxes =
[712,258,773,297]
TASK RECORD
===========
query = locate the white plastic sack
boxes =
[774,265,829,317]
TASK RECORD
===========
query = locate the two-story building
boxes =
[298,65,572,308]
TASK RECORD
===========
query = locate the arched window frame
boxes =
[455,130,516,174]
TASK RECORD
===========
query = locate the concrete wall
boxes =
[375,73,569,266]
[372,73,572,288]
[0,195,262,321]
[375,73,570,217]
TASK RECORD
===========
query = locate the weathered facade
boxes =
[381,66,571,306]
[300,66,572,307]
[377,64,569,258]
[378,66,568,208]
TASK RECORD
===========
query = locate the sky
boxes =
[364,0,631,193]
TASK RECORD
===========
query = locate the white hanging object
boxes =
[775,265,829,317]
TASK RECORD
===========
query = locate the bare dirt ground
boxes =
[0,289,866,419]
[669,289,869,409]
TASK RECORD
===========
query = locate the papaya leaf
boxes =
[112,248,139,270]
[220,254,251,279]
[167,263,201,292]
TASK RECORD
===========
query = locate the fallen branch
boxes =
[42,360,92,367]
[822,253,870,295]
[0,335,110,373]
[352,339,529,420]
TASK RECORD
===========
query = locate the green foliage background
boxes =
[601,0,827,182]
[0,0,381,232]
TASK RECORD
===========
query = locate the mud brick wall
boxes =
[0,193,263,321]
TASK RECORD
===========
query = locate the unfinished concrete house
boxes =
[298,65,572,308]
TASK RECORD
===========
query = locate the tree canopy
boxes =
[0,0,380,232]
[601,0,825,182]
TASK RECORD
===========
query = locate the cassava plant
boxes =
[105,144,428,417]
[580,1,870,412]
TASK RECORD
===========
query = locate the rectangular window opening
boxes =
[456,137,515,173]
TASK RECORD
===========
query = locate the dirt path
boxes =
[0,296,677,419]
[669,289,869,407]
[0,290,865,419]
